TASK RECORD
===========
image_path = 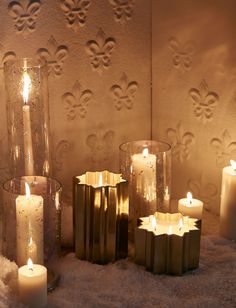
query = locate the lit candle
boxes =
[18,258,47,308]
[220,160,236,239]
[178,192,203,220]
[131,148,157,217]
[22,62,34,175]
[16,183,44,266]
[135,212,201,275]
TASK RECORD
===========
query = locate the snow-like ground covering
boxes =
[1,211,236,308]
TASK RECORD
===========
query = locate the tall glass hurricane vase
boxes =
[4,58,50,177]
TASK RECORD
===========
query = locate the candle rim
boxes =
[179,197,203,207]
[18,264,47,277]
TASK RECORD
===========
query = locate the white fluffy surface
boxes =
[1,212,236,307]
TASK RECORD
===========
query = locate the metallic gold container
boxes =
[135,212,201,275]
[73,170,129,264]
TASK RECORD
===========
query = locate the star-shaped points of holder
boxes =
[73,170,128,264]
[135,212,201,275]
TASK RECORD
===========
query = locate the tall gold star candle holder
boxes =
[73,170,129,264]
[135,212,201,275]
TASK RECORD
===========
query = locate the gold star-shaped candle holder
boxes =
[73,170,128,264]
[135,212,201,275]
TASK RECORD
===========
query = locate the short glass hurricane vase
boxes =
[2,176,62,268]
[119,140,171,237]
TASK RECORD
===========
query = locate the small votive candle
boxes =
[18,258,47,308]
[178,192,203,220]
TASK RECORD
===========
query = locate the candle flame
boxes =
[142,148,149,158]
[25,182,31,199]
[230,160,236,171]
[187,192,192,206]
[22,71,31,104]
[151,216,157,231]
[178,218,184,230]
[27,258,33,270]
[167,225,172,235]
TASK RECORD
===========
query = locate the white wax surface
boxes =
[16,194,44,266]
[23,104,34,175]
[18,264,47,308]
[178,198,203,220]
[131,152,157,216]
[220,166,236,239]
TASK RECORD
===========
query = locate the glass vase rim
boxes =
[119,139,171,154]
[4,57,45,69]
[2,175,62,194]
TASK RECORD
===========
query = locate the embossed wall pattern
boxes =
[152,0,236,213]
[1,0,233,246]
[0,0,151,243]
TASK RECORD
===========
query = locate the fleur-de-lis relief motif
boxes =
[60,0,91,31]
[86,28,116,74]
[189,80,219,124]
[168,37,196,71]
[110,73,138,111]
[53,140,72,172]
[0,43,16,70]
[187,174,217,211]
[37,36,69,77]
[86,123,115,163]
[167,122,195,163]
[109,0,135,24]
[210,130,236,167]
[8,0,41,34]
[62,81,93,120]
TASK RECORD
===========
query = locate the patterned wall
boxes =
[152,0,236,214]
[0,0,151,244]
[0,0,151,219]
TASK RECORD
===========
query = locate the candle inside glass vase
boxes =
[22,62,35,175]
[16,183,44,266]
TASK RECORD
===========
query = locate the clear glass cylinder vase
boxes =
[2,176,62,267]
[119,140,171,235]
[4,58,50,177]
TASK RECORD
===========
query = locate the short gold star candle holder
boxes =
[135,212,201,275]
[73,170,129,264]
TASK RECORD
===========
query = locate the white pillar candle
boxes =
[18,258,47,308]
[178,192,203,220]
[22,67,34,175]
[220,160,236,239]
[132,148,157,216]
[16,183,44,266]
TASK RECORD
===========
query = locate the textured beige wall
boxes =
[0,0,151,201]
[0,0,151,245]
[152,0,236,213]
